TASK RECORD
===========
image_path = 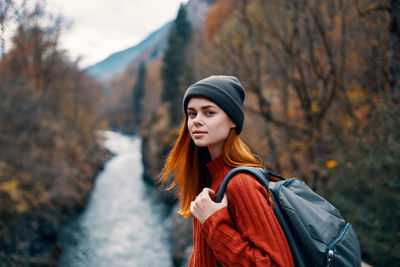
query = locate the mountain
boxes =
[85,0,214,83]
[84,22,172,83]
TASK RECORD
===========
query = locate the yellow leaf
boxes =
[0,179,19,200]
[311,101,320,113]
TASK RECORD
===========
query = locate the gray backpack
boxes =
[215,166,361,267]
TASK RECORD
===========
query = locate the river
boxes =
[58,131,173,267]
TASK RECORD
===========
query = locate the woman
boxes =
[160,75,294,266]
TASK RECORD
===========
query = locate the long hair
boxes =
[159,116,263,218]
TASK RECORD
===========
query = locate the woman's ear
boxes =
[230,121,236,129]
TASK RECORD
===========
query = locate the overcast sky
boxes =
[46,0,188,68]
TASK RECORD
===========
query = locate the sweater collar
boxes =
[206,156,232,191]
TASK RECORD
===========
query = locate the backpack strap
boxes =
[215,166,282,203]
[215,166,271,267]
[214,166,308,267]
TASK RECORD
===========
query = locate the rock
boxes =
[170,204,193,267]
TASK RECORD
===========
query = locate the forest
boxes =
[0,0,399,266]
[133,0,399,266]
[0,0,109,265]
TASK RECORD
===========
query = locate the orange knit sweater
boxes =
[189,156,294,267]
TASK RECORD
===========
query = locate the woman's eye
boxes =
[205,111,215,116]
[188,112,196,118]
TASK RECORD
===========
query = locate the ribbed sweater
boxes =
[189,156,294,267]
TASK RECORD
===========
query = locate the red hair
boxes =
[159,117,263,218]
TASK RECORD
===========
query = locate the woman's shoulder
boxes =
[226,171,268,195]
[224,171,273,211]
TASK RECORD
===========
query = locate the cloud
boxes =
[47,0,188,68]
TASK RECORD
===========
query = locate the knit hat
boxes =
[182,75,245,134]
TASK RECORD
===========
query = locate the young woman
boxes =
[160,75,294,266]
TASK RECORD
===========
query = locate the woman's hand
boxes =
[190,188,228,224]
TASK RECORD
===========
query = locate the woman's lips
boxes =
[193,131,207,138]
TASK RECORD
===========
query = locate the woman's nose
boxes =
[193,115,203,126]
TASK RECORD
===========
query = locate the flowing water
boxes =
[59,131,172,267]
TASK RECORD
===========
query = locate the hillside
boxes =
[84,22,172,83]
[85,0,214,84]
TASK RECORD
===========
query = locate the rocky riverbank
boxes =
[0,149,110,266]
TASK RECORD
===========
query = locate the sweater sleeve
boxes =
[200,173,294,267]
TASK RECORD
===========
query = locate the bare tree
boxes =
[203,0,389,189]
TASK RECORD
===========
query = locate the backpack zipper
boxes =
[326,223,351,267]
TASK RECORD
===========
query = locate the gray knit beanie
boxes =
[182,75,245,134]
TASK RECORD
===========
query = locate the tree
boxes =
[203,0,396,264]
[205,0,389,187]
[132,61,146,132]
[161,4,194,127]
[328,99,400,267]
[0,1,107,264]
[354,0,400,101]
[389,0,400,100]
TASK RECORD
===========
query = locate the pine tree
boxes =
[132,61,146,132]
[328,101,400,267]
[161,4,194,127]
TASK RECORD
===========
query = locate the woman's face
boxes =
[187,97,236,159]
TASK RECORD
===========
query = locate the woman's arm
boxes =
[197,173,294,267]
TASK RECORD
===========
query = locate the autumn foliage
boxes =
[204,0,239,41]
[197,0,399,265]
[0,1,108,265]
[6,0,394,266]
[118,1,399,265]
